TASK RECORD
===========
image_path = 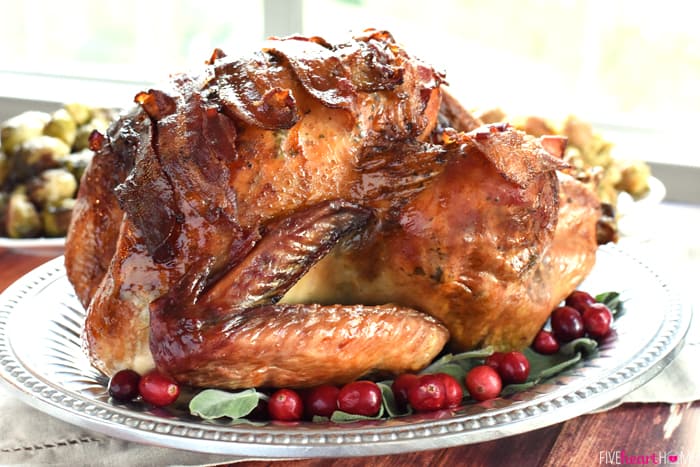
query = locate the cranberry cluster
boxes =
[255,374,466,421]
[392,373,463,412]
[108,369,180,407]
[237,380,385,421]
[532,290,613,355]
[463,350,531,402]
[261,381,385,421]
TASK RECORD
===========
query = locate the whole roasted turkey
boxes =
[65,30,603,390]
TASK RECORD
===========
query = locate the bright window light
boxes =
[1,0,698,167]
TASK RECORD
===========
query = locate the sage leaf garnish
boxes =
[595,291,624,316]
[189,388,260,420]
[499,380,539,396]
[378,381,406,418]
[536,352,584,380]
[559,337,598,357]
[419,346,494,375]
[330,402,385,422]
[523,340,594,379]
[501,346,588,396]
[428,362,468,386]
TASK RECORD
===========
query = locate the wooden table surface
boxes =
[1,248,697,467]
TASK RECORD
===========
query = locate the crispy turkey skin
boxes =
[66,30,450,388]
[65,30,603,390]
[285,125,599,351]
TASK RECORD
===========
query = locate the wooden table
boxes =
[1,248,697,467]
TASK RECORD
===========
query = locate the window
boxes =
[301,0,700,169]
[1,0,698,184]
[1,0,265,78]
[0,0,264,106]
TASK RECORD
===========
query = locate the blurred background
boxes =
[1,0,698,199]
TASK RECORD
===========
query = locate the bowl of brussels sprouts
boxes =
[0,104,117,255]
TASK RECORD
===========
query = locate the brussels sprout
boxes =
[63,103,92,126]
[73,117,111,151]
[0,192,9,235]
[1,111,51,155]
[5,187,41,238]
[27,168,77,206]
[42,198,76,237]
[9,136,70,183]
[89,107,118,122]
[0,151,9,187]
[73,125,92,152]
[44,109,78,147]
[62,148,93,182]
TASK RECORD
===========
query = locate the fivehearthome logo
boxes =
[599,450,694,465]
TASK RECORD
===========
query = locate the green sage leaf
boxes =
[595,291,624,316]
[330,402,385,422]
[501,347,587,396]
[559,337,598,357]
[420,346,494,375]
[377,382,404,418]
[537,352,583,380]
[523,342,592,378]
[189,388,260,420]
[500,380,539,396]
[429,362,468,386]
[227,418,267,427]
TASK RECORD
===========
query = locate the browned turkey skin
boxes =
[65,30,602,390]
[286,126,599,352]
[66,30,450,388]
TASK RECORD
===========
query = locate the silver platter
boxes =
[0,244,691,457]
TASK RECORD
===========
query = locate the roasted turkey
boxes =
[285,127,599,351]
[65,30,603,390]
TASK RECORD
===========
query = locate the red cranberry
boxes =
[565,290,596,313]
[465,365,502,401]
[337,381,382,417]
[498,351,530,384]
[532,329,560,354]
[551,306,585,342]
[408,374,445,412]
[268,388,303,421]
[303,384,339,419]
[108,369,141,401]
[138,370,180,407]
[485,352,505,372]
[391,373,419,411]
[437,373,463,408]
[582,303,613,339]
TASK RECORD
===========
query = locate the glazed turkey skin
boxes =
[285,125,601,351]
[65,30,451,388]
[65,29,603,390]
